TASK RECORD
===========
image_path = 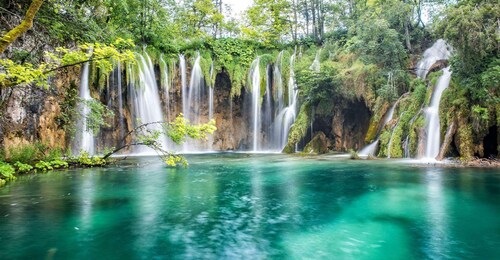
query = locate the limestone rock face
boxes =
[304,131,329,154]
[0,67,80,154]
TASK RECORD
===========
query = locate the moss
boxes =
[409,115,425,157]
[457,121,474,161]
[365,96,388,142]
[378,129,391,157]
[283,103,310,153]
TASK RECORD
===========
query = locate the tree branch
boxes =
[0,0,44,54]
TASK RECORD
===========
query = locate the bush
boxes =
[35,161,54,172]
[14,162,33,173]
[8,144,37,164]
[0,161,16,180]
[50,159,69,169]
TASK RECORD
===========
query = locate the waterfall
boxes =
[275,51,284,112]
[160,56,171,122]
[249,57,261,151]
[309,50,321,72]
[73,61,95,155]
[116,61,124,137]
[128,53,167,154]
[403,136,410,158]
[270,53,298,151]
[423,67,452,160]
[179,54,188,119]
[208,62,214,120]
[359,140,379,157]
[416,39,451,79]
[185,54,204,124]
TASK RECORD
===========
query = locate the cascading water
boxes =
[274,51,284,112]
[416,39,451,79]
[270,53,298,151]
[359,140,379,157]
[116,60,124,137]
[182,54,211,152]
[128,53,167,154]
[208,62,214,120]
[185,54,204,124]
[249,57,261,152]
[160,56,171,122]
[423,67,452,160]
[179,54,187,119]
[73,61,95,155]
[310,50,321,72]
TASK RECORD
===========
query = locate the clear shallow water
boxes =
[1,154,500,259]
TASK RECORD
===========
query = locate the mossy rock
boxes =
[304,132,329,154]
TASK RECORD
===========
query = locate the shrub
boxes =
[8,144,37,164]
[50,159,69,169]
[14,161,33,173]
[35,161,54,172]
[0,161,16,180]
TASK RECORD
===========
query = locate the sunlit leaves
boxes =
[0,38,135,88]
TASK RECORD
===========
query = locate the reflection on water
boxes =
[0,154,499,259]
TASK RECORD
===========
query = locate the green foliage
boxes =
[7,144,37,164]
[74,151,107,167]
[166,114,217,144]
[35,161,53,172]
[1,39,135,88]
[82,99,115,135]
[49,159,69,169]
[165,155,188,168]
[0,161,16,180]
[434,0,499,108]
[13,162,33,173]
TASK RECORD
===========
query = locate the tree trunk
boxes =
[437,120,457,161]
[0,0,44,55]
[311,0,317,40]
[404,20,412,52]
[293,0,298,42]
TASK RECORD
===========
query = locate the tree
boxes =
[0,0,44,54]
[242,0,291,45]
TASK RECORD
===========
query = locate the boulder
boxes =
[304,131,329,154]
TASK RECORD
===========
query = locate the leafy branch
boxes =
[102,114,216,167]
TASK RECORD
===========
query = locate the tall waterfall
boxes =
[179,54,188,119]
[73,61,95,155]
[274,54,298,151]
[128,53,167,154]
[182,54,212,152]
[423,67,452,160]
[185,54,205,124]
[416,39,451,79]
[208,62,214,120]
[274,51,284,112]
[249,57,261,151]
[160,56,171,122]
[116,60,125,138]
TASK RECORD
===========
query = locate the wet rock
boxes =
[304,132,329,154]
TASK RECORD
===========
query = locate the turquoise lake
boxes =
[1,153,499,259]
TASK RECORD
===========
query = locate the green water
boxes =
[1,154,499,259]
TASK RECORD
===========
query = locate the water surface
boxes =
[1,154,499,259]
